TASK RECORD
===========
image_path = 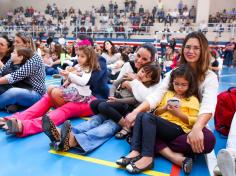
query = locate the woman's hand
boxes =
[121,81,131,90]
[187,127,204,153]
[123,73,137,81]
[107,96,118,102]
[125,111,138,128]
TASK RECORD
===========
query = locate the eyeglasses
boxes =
[184,45,200,52]
[173,81,189,88]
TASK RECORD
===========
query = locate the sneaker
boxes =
[217,149,236,176]
[213,165,222,176]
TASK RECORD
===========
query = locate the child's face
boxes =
[137,68,152,83]
[52,53,58,59]
[77,50,88,66]
[173,77,189,96]
[42,52,50,59]
[11,50,23,64]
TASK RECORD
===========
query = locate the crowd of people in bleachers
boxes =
[1,1,235,39]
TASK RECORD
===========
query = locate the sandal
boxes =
[42,115,60,144]
[182,157,193,175]
[54,120,71,151]
[116,155,142,167]
[115,128,130,139]
[6,118,22,134]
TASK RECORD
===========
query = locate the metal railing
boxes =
[0,22,235,39]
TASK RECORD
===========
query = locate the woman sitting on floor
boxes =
[116,64,200,174]
[121,32,218,174]
[0,32,46,112]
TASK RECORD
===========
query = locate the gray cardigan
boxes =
[109,76,138,105]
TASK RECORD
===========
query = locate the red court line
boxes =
[170,165,181,176]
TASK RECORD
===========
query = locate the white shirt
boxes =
[117,62,134,80]
[117,62,161,102]
[107,59,125,75]
[146,70,219,116]
[130,79,161,102]
[101,52,121,65]
[68,65,92,96]
[58,37,66,45]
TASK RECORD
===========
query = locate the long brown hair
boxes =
[78,45,100,72]
[15,32,36,52]
[102,40,116,55]
[168,64,199,99]
[180,32,210,83]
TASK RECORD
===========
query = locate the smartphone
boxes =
[167,98,180,107]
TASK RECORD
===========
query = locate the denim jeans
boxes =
[72,114,121,154]
[45,66,59,75]
[0,87,42,109]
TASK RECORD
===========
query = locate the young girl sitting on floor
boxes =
[116,64,200,174]
[90,63,161,139]
[41,63,161,153]
[47,45,100,107]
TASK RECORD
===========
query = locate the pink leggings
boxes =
[6,94,94,137]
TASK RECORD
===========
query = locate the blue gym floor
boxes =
[0,67,235,176]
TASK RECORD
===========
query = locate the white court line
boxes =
[205,125,217,176]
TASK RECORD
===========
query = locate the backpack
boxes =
[214,87,236,136]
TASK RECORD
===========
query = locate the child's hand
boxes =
[75,71,83,76]
[66,66,76,72]
[167,104,181,116]
[107,96,118,102]
[121,81,131,90]
[60,70,69,77]
[63,80,70,87]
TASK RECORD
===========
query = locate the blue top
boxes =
[88,56,109,99]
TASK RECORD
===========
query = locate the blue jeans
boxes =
[0,87,42,109]
[45,66,59,75]
[72,114,121,154]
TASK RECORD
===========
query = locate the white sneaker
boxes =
[217,149,236,176]
[213,165,222,176]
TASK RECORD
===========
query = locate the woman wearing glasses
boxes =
[0,33,46,112]
[119,32,218,174]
